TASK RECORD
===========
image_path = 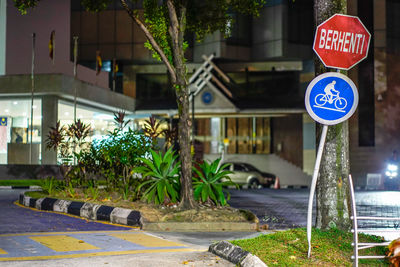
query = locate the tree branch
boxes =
[166,0,179,52]
[119,0,176,83]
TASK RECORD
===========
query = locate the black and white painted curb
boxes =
[209,241,267,267]
[19,194,143,227]
[0,185,42,189]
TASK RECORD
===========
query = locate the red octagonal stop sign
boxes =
[313,14,371,70]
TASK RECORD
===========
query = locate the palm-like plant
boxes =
[143,116,163,144]
[114,110,130,130]
[66,119,91,150]
[135,148,181,205]
[162,124,178,149]
[46,121,65,150]
[192,158,236,206]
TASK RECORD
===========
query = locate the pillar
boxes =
[41,95,58,164]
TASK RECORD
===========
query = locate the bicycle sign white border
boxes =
[305,72,359,125]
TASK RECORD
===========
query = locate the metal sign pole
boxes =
[73,36,78,123]
[73,36,78,166]
[30,33,36,165]
[307,124,328,258]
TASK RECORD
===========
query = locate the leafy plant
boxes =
[135,148,181,205]
[192,158,236,206]
[46,120,92,185]
[162,123,178,149]
[114,110,130,130]
[121,184,131,201]
[66,119,91,150]
[143,116,164,145]
[41,176,57,195]
[93,128,152,192]
[46,121,70,165]
[87,185,99,200]
[66,182,76,198]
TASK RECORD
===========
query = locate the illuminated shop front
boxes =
[0,74,135,167]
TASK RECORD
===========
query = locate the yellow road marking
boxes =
[0,230,137,237]
[0,249,7,255]
[0,248,200,261]
[13,201,139,230]
[30,235,99,252]
[111,233,185,247]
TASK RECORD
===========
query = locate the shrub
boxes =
[135,148,181,204]
[192,158,236,206]
[92,128,152,193]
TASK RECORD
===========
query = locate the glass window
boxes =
[58,101,118,143]
[287,0,314,45]
[0,98,42,164]
[227,13,252,46]
[234,164,246,171]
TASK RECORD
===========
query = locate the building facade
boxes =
[0,0,398,187]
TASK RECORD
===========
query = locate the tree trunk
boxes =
[167,1,197,210]
[314,0,351,231]
[175,75,198,210]
[316,122,351,230]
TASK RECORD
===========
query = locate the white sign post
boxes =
[305,72,359,258]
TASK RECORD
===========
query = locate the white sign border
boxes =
[305,72,359,126]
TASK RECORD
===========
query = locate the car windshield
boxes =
[242,163,259,172]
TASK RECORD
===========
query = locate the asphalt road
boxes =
[0,189,131,234]
[228,187,400,239]
[228,188,313,229]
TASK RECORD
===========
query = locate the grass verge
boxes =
[231,228,389,266]
[0,180,42,187]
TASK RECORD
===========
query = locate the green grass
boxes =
[231,228,389,266]
[0,180,43,187]
[25,190,47,199]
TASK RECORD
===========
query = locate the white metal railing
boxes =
[349,174,400,266]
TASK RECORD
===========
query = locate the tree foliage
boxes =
[14,0,265,210]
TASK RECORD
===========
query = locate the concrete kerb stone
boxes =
[110,207,134,225]
[209,240,267,267]
[18,193,142,228]
[80,202,101,220]
[35,198,45,210]
[240,254,268,267]
[0,185,42,189]
[23,195,31,207]
[53,199,72,213]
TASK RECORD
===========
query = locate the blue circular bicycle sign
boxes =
[305,72,358,125]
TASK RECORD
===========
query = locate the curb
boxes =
[143,222,258,232]
[19,193,143,227]
[280,185,309,189]
[209,241,267,267]
[0,185,42,189]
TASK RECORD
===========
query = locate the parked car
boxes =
[223,162,276,189]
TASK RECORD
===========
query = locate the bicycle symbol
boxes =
[314,92,347,110]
